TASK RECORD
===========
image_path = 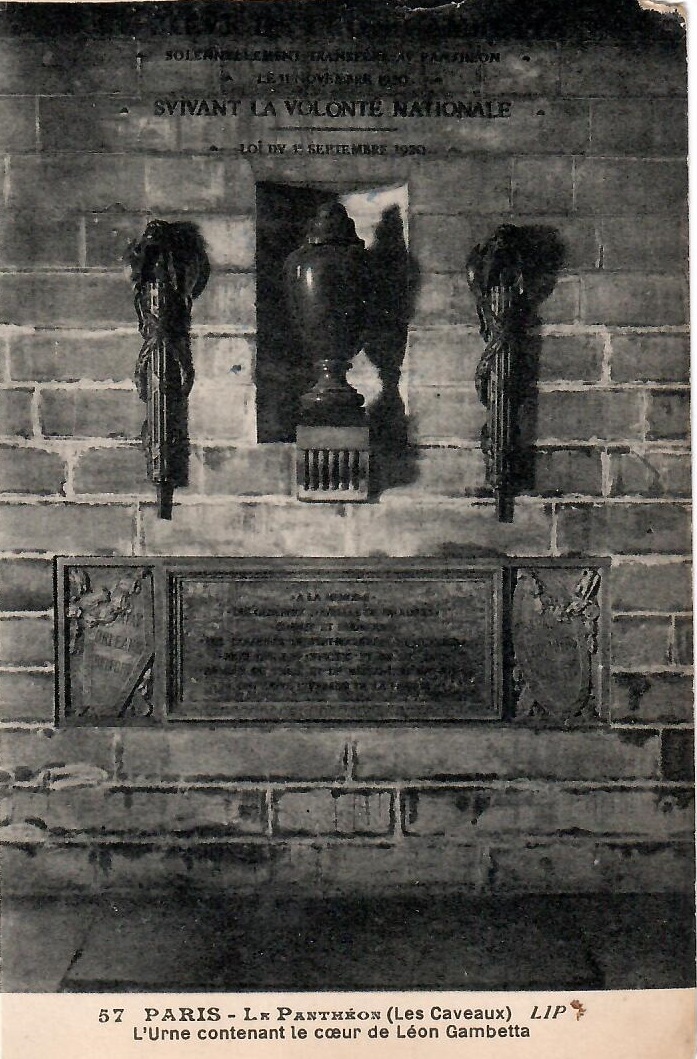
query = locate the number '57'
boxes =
[99,1009,124,1023]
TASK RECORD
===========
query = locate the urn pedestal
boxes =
[284,202,370,501]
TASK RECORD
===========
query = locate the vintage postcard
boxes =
[0,0,693,1056]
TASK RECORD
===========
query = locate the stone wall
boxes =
[0,27,692,898]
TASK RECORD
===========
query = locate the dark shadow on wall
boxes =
[11,889,690,992]
[363,204,419,497]
[513,225,567,496]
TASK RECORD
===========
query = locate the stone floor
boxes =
[2,891,694,992]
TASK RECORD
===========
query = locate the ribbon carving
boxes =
[127,221,209,519]
[467,224,531,523]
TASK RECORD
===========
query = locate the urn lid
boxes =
[304,202,365,248]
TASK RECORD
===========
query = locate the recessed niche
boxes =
[255,181,409,445]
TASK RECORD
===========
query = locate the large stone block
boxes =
[118,727,349,782]
[0,616,53,665]
[673,616,693,666]
[8,332,134,384]
[413,273,479,326]
[611,560,692,612]
[538,334,604,382]
[481,44,560,95]
[0,501,136,553]
[406,327,480,386]
[607,451,691,498]
[404,447,487,497]
[610,334,689,384]
[0,558,53,610]
[494,215,599,271]
[645,390,690,441]
[274,789,393,836]
[556,502,691,556]
[88,212,256,271]
[144,156,236,210]
[512,156,573,213]
[407,387,482,444]
[410,157,511,214]
[348,497,553,557]
[352,727,661,781]
[0,39,137,94]
[0,670,54,722]
[404,785,693,838]
[196,216,256,270]
[491,839,693,893]
[410,214,497,273]
[193,334,256,383]
[199,445,294,495]
[599,215,686,272]
[612,615,672,668]
[0,96,37,149]
[141,499,352,557]
[418,99,589,155]
[138,38,224,94]
[0,846,98,896]
[91,843,280,896]
[581,274,687,327]
[611,673,694,725]
[188,380,256,441]
[531,448,603,497]
[0,446,66,495]
[73,445,151,496]
[0,726,116,779]
[0,274,132,327]
[316,841,486,895]
[194,273,256,327]
[536,390,644,442]
[0,390,33,438]
[662,730,694,782]
[590,98,687,155]
[14,786,268,837]
[575,159,687,216]
[561,43,686,98]
[0,213,80,268]
[40,388,144,440]
[7,155,147,212]
[39,96,178,153]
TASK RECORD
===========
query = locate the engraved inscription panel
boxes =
[172,570,500,721]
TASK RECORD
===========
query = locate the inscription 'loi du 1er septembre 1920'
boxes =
[174,574,498,720]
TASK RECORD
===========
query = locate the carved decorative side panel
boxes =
[511,566,604,724]
[61,565,156,723]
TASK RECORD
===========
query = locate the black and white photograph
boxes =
[0,0,693,1054]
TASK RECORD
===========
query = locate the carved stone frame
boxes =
[55,556,608,728]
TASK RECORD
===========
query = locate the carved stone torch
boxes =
[467,225,529,523]
[284,202,370,501]
[127,221,209,519]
